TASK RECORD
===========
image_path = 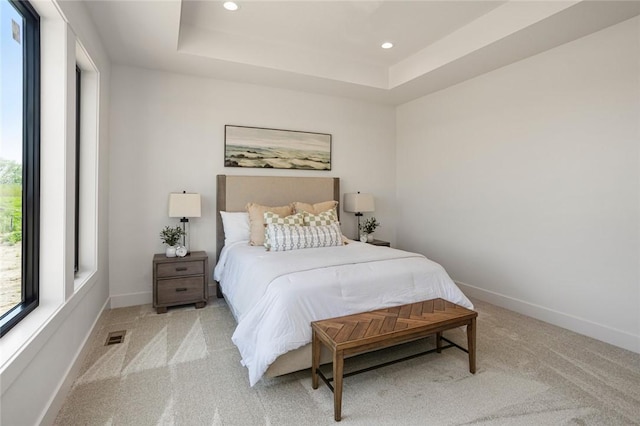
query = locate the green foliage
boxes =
[159,225,185,246]
[3,230,21,244]
[0,159,22,185]
[0,159,23,245]
[360,217,380,234]
[0,183,21,197]
[0,182,22,245]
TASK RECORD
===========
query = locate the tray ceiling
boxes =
[84,0,640,104]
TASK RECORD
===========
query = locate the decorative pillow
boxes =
[293,200,338,215]
[303,209,338,226]
[219,211,250,245]
[246,203,293,246]
[266,222,343,252]
[263,211,305,250]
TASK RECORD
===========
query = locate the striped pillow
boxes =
[263,211,305,250]
[266,222,343,252]
[303,209,338,226]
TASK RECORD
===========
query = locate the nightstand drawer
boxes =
[156,277,205,305]
[156,260,204,278]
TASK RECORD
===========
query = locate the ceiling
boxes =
[82,0,640,105]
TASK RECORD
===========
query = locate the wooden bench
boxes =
[311,298,477,421]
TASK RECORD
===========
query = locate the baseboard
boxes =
[208,283,218,298]
[39,298,110,425]
[110,284,219,309]
[109,290,152,308]
[457,281,640,354]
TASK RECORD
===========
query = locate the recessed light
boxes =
[223,1,239,11]
[381,42,393,49]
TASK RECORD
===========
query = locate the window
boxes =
[1,0,40,337]
[73,42,99,291]
[74,65,80,273]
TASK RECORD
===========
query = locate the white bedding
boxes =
[214,240,473,386]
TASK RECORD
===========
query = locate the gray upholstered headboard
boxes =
[216,175,340,261]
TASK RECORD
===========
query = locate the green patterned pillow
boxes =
[263,211,305,250]
[303,209,338,226]
[266,222,343,252]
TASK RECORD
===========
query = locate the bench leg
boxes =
[436,332,442,353]
[312,330,320,390]
[468,317,476,374]
[333,350,344,421]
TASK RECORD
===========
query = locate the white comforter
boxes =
[214,241,473,386]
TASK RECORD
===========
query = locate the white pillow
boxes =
[220,211,250,245]
[266,222,343,252]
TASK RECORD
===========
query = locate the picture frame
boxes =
[224,125,332,171]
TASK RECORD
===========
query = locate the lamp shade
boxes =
[343,193,374,213]
[168,193,201,218]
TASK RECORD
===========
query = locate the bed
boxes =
[214,175,472,386]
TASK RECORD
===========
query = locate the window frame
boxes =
[1,0,41,337]
[74,64,80,273]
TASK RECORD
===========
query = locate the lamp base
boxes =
[180,217,191,253]
[355,212,363,240]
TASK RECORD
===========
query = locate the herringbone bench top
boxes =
[312,298,476,353]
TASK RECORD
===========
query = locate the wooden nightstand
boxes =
[367,239,390,247]
[153,251,209,314]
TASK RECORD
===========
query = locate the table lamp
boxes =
[168,191,201,253]
[343,192,374,239]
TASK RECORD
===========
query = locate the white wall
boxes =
[396,17,639,353]
[108,67,396,306]
[0,0,111,424]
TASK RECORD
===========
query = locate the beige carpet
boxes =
[54,298,640,425]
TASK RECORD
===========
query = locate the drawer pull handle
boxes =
[175,288,188,292]
[175,267,188,272]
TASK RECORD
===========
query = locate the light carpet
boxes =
[54,298,640,425]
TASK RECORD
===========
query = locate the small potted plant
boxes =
[360,217,380,243]
[160,225,185,257]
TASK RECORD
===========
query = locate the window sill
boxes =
[0,301,59,389]
[1,271,101,393]
[74,268,96,292]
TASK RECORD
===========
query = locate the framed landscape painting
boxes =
[224,125,332,170]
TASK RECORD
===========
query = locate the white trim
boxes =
[456,280,640,354]
[109,284,218,309]
[109,291,152,309]
[0,272,103,392]
[73,39,100,292]
[208,284,217,298]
